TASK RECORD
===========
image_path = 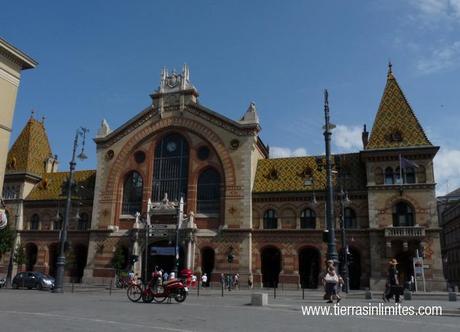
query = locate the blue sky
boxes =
[2,0,460,194]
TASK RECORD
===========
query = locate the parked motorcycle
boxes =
[142,278,188,303]
[0,277,6,288]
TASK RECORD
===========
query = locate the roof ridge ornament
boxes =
[239,101,259,124]
[387,60,394,78]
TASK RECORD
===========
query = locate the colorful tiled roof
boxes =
[253,153,366,193]
[26,170,96,201]
[6,118,53,176]
[366,69,432,150]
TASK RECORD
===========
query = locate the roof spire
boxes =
[387,60,393,78]
[30,109,35,120]
[41,116,46,124]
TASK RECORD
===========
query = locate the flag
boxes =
[400,155,419,169]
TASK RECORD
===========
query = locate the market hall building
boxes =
[1,65,444,291]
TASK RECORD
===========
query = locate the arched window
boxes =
[197,168,221,214]
[392,202,414,227]
[30,214,40,230]
[54,213,63,230]
[405,167,416,184]
[78,212,89,231]
[374,167,384,185]
[344,208,357,229]
[152,134,189,202]
[394,167,401,184]
[300,208,316,229]
[384,167,394,184]
[122,171,143,215]
[263,209,278,229]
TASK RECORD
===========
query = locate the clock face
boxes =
[166,141,177,152]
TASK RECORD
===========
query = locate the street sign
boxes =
[150,224,176,230]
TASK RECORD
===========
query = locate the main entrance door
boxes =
[298,247,320,289]
[261,247,281,287]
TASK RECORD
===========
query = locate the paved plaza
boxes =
[0,287,459,332]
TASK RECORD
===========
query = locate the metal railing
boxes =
[384,226,425,237]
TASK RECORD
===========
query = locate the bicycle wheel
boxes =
[152,285,167,303]
[127,284,142,302]
[142,289,154,303]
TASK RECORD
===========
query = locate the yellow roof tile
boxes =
[366,71,432,150]
[253,153,366,193]
[6,118,53,176]
[26,170,96,201]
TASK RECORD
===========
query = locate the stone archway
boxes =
[298,247,320,289]
[261,246,281,287]
[48,243,59,277]
[144,240,185,278]
[201,247,215,286]
[73,244,88,283]
[25,243,38,271]
[348,247,362,290]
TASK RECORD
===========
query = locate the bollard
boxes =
[109,279,112,296]
[221,282,224,297]
[251,293,268,306]
[72,282,74,293]
[448,292,457,302]
[302,288,305,300]
[197,279,200,297]
[403,289,412,301]
[274,285,276,299]
[365,288,372,300]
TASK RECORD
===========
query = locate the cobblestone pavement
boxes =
[0,288,459,332]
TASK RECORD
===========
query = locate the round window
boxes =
[134,151,146,164]
[197,146,210,160]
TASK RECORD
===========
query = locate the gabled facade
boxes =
[1,65,444,291]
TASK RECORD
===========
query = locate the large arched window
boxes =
[300,208,316,229]
[78,212,89,231]
[122,171,143,215]
[344,208,357,229]
[392,202,414,227]
[152,134,189,202]
[263,209,278,229]
[404,167,416,184]
[30,214,40,230]
[384,167,394,184]
[197,168,221,214]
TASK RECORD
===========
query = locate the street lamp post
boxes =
[338,188,350,293]
[173,197,184,275]
[322,90,339,264]
[54,127,88,293]
[5,205,19,288]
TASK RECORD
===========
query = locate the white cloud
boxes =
[270,147,307,158]
[332,125,363,151]
[434,147,460,195]
[410,0,460,19]
[417,41,460,74]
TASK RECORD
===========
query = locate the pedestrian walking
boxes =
[191,274,197,288]
[248,274,253,289]
[201,273,208,287]
[323,267,342,303]
[234,273,239,289]
[163,271,169,282]
[383,258,402,303]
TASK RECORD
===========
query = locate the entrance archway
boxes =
[25,243,38,271]
[145,240,184,278]
[261,246,281,287]
[348,247,361,290]
[48,243,59,277]
[201,247,215,286]
[73,244,88,283]
[395,251,414,286]
[298,247,320,289]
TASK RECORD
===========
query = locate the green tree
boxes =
[111,246,126,273]
[0,226,14,255]
[13,243,26,266]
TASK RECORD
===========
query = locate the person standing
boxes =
[248,274,253,289]
[383,259,401,303]
[234,273,240,290]
[323,267,342,303]
[201,273,208,287]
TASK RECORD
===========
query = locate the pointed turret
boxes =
[97,119,111,138]
[366,65,431,150]
[6,117,53,176]
[239,101,259,125]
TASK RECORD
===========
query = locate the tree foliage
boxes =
[0,226,14,255]
[13,243,26,266]
[111,246,126,272]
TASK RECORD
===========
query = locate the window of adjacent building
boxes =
[197,168,221,215]
[263,209,278,229]
[152,134,189,202]
[122,171,143,215]
[78,212,89,231]
[392,202,414,227]
[300,208,316,229]
[374,167,384,185]
[384,167,394,184]
[344,208,358,229]
[30,214,40,230]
